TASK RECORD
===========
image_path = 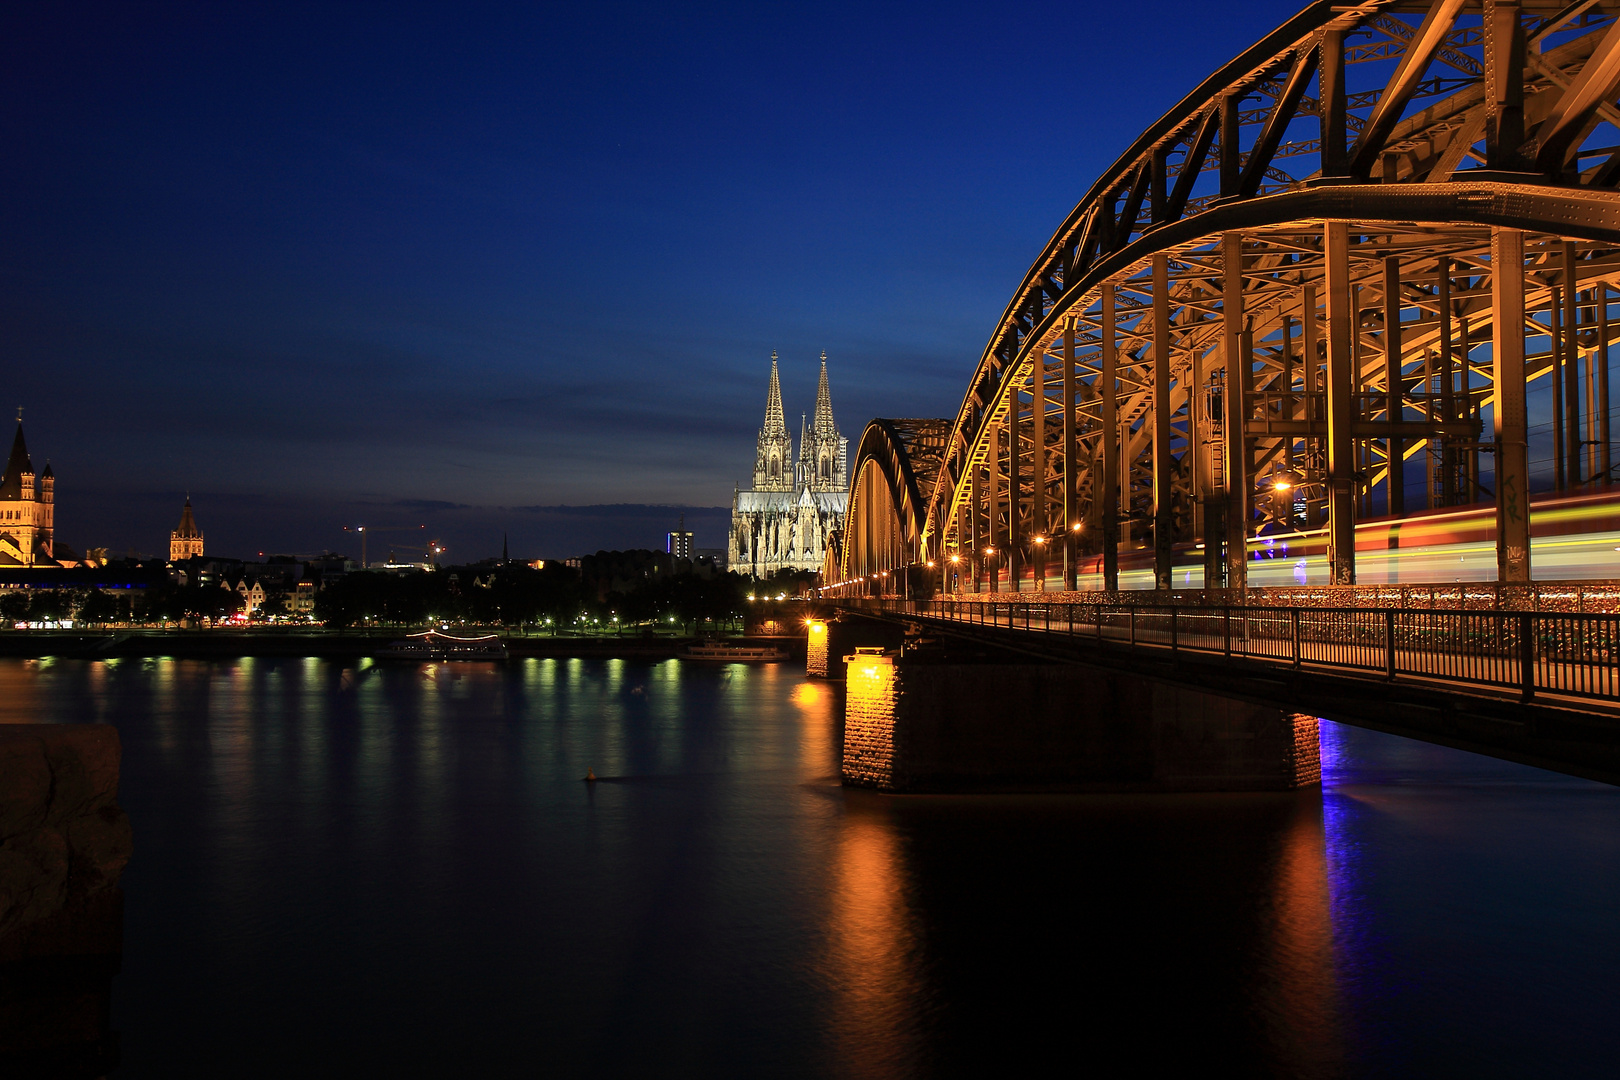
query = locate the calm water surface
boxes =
[3,655,1618,1077]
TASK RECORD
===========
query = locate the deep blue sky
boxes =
[1,0,1303,559]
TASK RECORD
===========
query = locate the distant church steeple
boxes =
[0,415,56,567]
[170,496,204,562]
[752,351,795,491]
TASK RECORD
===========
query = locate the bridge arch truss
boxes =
[826,419,950,594]
[887,0,1620,597]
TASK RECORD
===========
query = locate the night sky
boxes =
[2,1,1303,561]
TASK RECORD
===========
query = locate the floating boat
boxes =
[377,630,509,662]
[376,638,438,661]
[678,641,787,662]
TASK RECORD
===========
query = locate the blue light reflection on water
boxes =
[1319,718,1620,1077]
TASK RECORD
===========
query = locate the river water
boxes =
[3,655,1618,1077]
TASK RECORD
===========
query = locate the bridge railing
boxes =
[840,599,1620,705]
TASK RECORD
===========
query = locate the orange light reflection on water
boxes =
[1258,797,1345,1070]
[825,805,919,1077]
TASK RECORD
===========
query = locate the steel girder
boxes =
[835,419,951,589]
[926,0,1620,591]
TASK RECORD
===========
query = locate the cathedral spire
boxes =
[752,351,795,491]
[763,350,787,436]
[813,351,835,434]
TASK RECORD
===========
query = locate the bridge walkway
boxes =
[836,598,1620,785]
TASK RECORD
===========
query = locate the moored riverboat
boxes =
[678,641,787,662]
[376,630,509,662]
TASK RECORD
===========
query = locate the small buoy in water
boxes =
[584,769,597,782]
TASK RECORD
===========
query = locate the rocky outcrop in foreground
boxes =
[0,724,131,1078]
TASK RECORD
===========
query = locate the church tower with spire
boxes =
[752,352,795,492]
[170,497,204,561]
[804,351,847,493]
[730,352,848,577]
[0,416,57,568]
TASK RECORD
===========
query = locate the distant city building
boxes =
[692,547,728,572]
[729,352,847,576]
[222,577,267,614]
[170,498,204,562]
[667,514,693,559]
[0,419,56,568]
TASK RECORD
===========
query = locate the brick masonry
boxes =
[811,618,904,681]
[1288,714,1322,787]
[839,651,1324,794]
[806,624,829,677]
[841,652,898,788]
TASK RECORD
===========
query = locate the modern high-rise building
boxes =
[729,352,847,576]
[667,513,693,559]
[170,498,205,562]
[0,419,56,568]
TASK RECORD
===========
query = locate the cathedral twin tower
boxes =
[730,352,848,577]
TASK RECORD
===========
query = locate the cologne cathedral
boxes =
[729,352,847,577]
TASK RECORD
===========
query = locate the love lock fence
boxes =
[848,599,1620,705]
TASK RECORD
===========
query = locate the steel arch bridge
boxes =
[830,0,1620,598]
[825,418,950,593]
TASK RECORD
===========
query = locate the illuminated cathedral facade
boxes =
[729,352,848,577]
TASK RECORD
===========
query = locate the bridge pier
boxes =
[807,614,905,678]
[841,640,1319,793]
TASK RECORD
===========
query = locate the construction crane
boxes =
[375,539,447,566]
[342,524,425,569]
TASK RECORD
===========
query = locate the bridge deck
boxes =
[838,598,1620,786]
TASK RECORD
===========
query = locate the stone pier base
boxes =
[842,651,1320,793]
[809,616,905,678]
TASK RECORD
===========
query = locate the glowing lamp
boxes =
[1271,469,1304,492]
